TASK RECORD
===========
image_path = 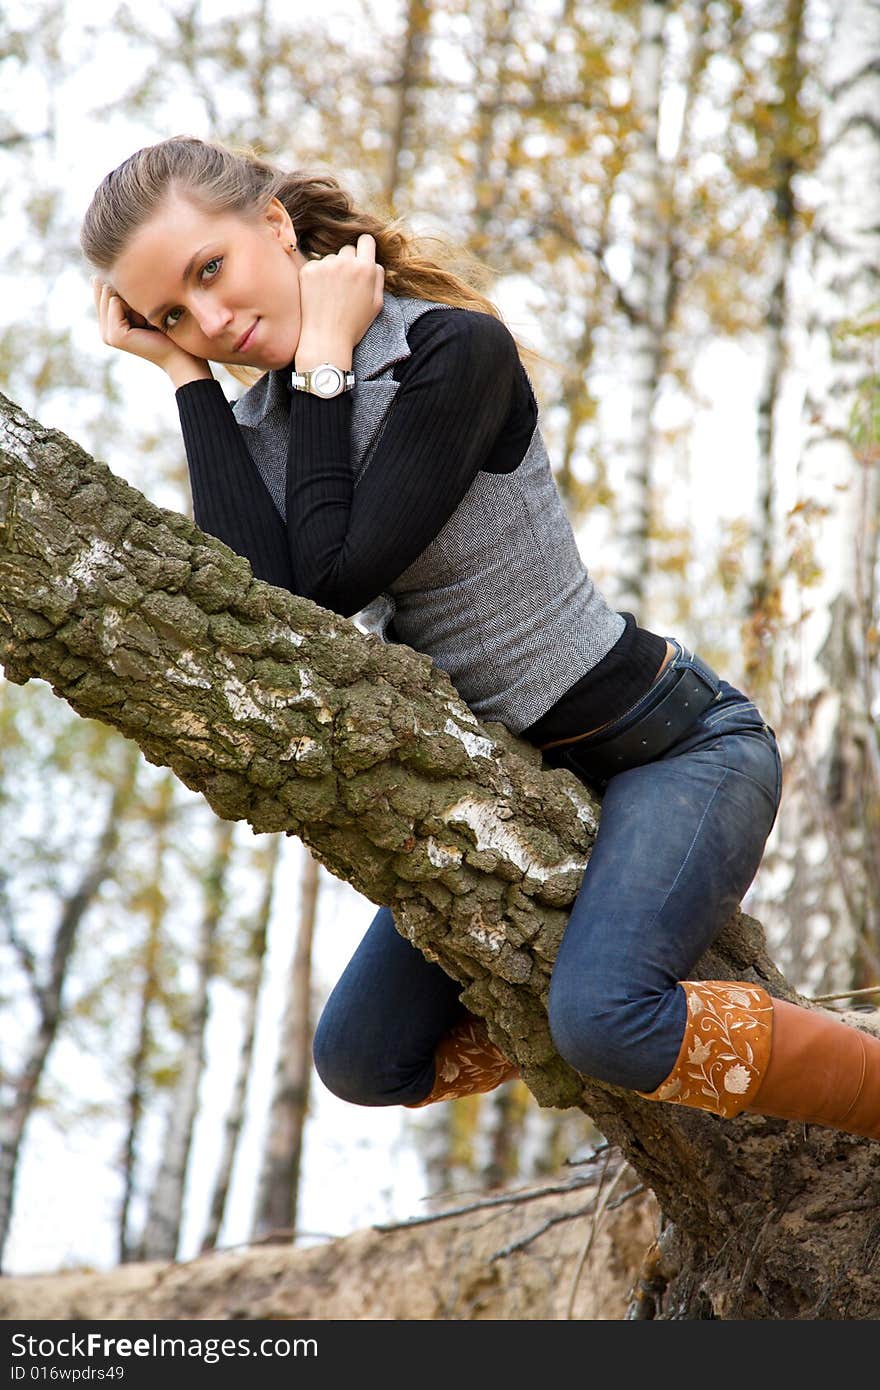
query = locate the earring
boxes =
[288,241,296,252]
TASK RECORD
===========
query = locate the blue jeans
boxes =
[312,643,783,1105]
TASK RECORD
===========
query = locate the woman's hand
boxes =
[295,233,385,373]
[91,277,212,386]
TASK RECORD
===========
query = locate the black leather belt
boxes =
[549,642,722,784]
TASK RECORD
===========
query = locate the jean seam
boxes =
[772,744,783,810]
[641,765,732,932]
[720,764,781,807]
[713,727,781,814]
[700,697,763,726]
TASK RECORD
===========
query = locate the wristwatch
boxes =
[290,363,355,398]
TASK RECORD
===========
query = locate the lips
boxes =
[233,320,258,352]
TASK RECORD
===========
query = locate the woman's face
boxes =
[109,192,305,370]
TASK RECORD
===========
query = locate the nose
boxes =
[194,300,233,338]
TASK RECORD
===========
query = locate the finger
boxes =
[336,244,356,259]
[356,233,376,261]
[95,281,113,329]
[99,282,119,316]
[102,285,121,315]
[94,278,114,317]
[104,291,128,336]
[107,287,135,325]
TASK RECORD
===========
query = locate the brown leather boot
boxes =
[745,998,880,1138]
[405,1012,519,1108]
[637,980,880,1140]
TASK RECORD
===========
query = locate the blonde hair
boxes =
[80,134,535,387]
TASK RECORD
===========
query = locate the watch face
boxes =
[313,365,343,397]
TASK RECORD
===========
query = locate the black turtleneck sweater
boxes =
[175,307,667,746]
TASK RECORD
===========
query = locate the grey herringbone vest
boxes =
[231,292,624,733]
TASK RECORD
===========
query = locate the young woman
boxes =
[81,135,879,1139]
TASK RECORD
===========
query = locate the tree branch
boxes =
[9,388,878,1319]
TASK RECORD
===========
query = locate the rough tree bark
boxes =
[2,390,879,1319]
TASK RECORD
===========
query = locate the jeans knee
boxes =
[311,1010,433,1108]
[548,980,678,1093]
[548,984,617,1083]
[311,1014,379,1106]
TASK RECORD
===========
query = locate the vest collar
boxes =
[353,291,415,380]
[232,292,414,428]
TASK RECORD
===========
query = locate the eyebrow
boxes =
[148,245,212,322]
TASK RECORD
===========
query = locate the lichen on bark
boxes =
[4,389,880,1320]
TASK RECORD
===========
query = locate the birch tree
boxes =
[117,770,177,1264]
[2,0,877,1311]
[200,832,282,1252]
[138,816,232,1261]
[770,0,880,994]
[615,0,668,615]
[3,388,880,1318]
[250,847,321,1243]
[384,0,432,207]
[743,0,813,700]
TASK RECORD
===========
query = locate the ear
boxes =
[263,196,295,243]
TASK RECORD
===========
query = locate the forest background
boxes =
[0,0,877,1281]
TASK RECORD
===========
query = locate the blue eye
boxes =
[162,257,223,330]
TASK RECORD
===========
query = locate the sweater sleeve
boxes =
[285,309,532,616]
[176,376,295,592]
[175,308,536,617]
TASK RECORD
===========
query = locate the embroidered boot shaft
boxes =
[638,979,880,1141]
[637,981,773,1118]
[405,1012,519,1108]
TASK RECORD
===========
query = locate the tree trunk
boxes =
[139,816,232,1260]
[118,769,175,1264]
[251,846,321,1242]
[0,1157,660,1321]
[200,832,282,1252]
[616,0,668,614]
[3,390,880,1317]
[470,0,520,260]
[480,1081,525,1190]
[384,0,432,206]
[784,0,880,987]
[744,1,805,698]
